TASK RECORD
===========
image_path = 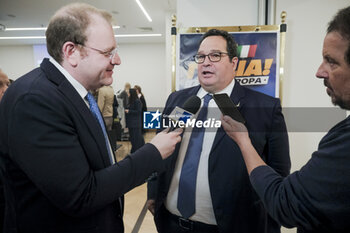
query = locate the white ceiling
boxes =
[0,0,176,45]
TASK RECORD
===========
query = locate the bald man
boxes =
[0,69,9,101]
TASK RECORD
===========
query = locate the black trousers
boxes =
[128,127,145,153]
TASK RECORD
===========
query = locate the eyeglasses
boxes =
[194,52,229,64]
[79,44,118,60]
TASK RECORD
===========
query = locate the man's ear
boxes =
[62,42,80,67]
[231,56,239,70]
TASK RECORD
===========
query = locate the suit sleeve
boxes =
[9,93,164,217]
[265,99,291,177]
[250,120,350,231]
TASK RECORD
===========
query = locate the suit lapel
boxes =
[175,86,200,109]
[40,59,111,167]
[210,80,246,154]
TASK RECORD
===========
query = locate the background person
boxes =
[117,82,131,139]
[221,6,350,233]
[118,82,131,109]
[134,84,147,134]
[147,29,291,233]
[0,69,9,101]
[0,68,9,233]
[97,85,115,130]
[0,3,182,233]
[125,88,145,153]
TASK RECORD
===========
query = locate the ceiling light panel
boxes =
[135,0,152,22]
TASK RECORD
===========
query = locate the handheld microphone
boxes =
[167,96,201,131]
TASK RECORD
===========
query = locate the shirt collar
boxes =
[49,58,88,99]
[197,78,235,99]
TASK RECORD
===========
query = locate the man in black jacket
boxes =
[147,29,290,233]
[0,3,182,232]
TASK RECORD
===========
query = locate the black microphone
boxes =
[183,95,201,115]
[167,96,201,131]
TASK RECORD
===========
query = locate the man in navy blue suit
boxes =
[0,69,9,233]
[222,6,350,233]
[0,3,182,233]
[147,29,291,233]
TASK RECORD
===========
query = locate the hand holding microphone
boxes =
[167,95,201,131]
[221,115,249,146]
[149,96,201,159]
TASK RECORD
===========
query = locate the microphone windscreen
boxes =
[182,96,201,114]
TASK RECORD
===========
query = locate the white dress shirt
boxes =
[165,79,235,224]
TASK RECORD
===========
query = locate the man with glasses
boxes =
[147,29,290,233]
[0,3,182,233]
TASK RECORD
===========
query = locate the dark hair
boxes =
[129,88,138,105]
[46,3,112,63]
[327,6,350,64]
[199,29,238,61]
[134,85,143,95]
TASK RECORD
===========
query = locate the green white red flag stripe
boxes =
[237,44,257,58]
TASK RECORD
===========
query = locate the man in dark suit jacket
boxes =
[0,69,9,233]
[0,3,182,233]
[221,6,350,233]
[147,29,290,233]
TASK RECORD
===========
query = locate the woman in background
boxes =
[134,85,147,134]
[125,88,145,153]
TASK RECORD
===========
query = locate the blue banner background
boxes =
[177,32,279,97]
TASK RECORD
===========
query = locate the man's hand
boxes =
[221,115,266,174]
[221,115,249,146]
[146,199,155,215]
[150,128,183,159]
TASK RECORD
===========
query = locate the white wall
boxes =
[113,43,167,108]
[0,43,168,108]
[277,0,348,108]
[0,45,35,80]
[177,0,258,27]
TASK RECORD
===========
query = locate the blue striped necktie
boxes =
[177,93,212,219]
[86,92,114,165]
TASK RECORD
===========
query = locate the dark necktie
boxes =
[177,93,212,219]
[86,92,115,164]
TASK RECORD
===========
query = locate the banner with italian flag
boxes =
[177,30,280,98]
